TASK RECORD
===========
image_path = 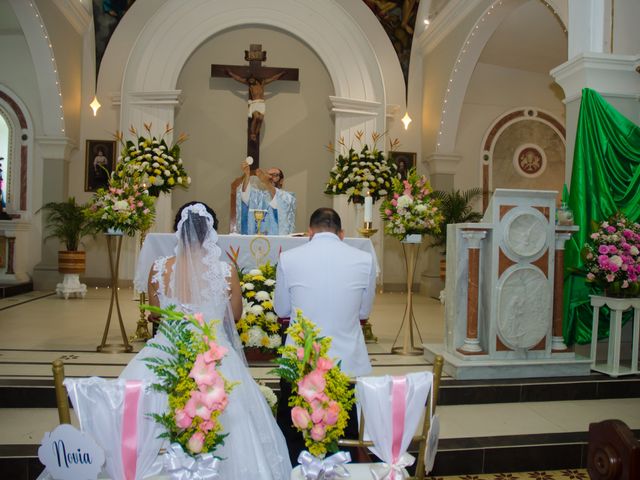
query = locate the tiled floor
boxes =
[0,288,638,478]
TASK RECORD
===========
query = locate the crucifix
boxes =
[211,44,299,169]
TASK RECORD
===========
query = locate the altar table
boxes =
[134,233,378,293]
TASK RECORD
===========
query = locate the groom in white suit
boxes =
[274,207,377,462]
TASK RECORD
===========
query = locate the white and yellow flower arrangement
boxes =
[115,123,191,197]
[236,262,282,351]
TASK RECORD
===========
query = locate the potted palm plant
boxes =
[430,188,484,281]
[41,197,94,275]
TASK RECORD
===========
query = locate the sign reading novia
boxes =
[38,424,105,480]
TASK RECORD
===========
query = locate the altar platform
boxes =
[0,288,638,479]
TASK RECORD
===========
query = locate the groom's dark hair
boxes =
[173,201,218,231]
[309,208,341,233]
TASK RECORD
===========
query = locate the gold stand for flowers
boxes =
[391,241,424,355]
[97,232,133,353]
[130,229,152,342]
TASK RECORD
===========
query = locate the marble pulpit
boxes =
[424,189,591,379]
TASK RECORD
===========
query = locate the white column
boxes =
[568,0,610,57]
[329,97,386,281]
[118,90,181,280]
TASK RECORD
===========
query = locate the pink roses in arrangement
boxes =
[144,305,237,457]
[273,310,354,457]
[379,168,442,241]
[582,214,640,297]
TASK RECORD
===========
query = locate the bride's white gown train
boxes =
[120,204,291,479]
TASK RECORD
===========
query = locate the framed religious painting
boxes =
[85,140,116,192]
[390,151,416,180]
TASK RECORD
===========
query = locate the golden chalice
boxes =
[252,209,268,235]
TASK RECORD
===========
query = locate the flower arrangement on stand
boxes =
[143,305,237,468]
[272,310,355,459]
[236,263,282,354]
[85,180,155,236]
[115,123,191,197]
[324,131,398,204]
[582,213,640,297]
[380,167,443,241]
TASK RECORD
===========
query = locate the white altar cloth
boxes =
[134,233,378,293]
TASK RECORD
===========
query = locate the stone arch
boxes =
[119,0,395,232]
[0,84,34,213]
[436,0,566,154]
[8,0,65,136]
[480,107,566,209]
[120,0,393,132]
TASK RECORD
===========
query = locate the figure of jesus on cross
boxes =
[226,69,286,142]
[212,44,299,168]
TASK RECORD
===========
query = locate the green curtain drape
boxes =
[564,88,640,345]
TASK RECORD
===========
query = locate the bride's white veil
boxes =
[171,203,246,363]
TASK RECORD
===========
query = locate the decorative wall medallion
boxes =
[513,143,546,178]
[497,266,550,350]
[504,210,547,259]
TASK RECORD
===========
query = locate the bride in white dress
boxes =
[120,203,292,479]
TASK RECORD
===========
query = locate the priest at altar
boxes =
[234,161,296,235]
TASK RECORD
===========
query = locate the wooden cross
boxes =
[211,44,299,169]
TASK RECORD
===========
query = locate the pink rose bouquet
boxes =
[379,167,443,241]
[582,213,640,297]
[272,310,354,457]
[85,180,155,236]
[143,305,237,457]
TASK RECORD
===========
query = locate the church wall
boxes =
[455,62,565,193]
[172,26,335,235]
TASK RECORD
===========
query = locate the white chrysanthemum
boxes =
[265,311,278,322]
[630,246,639,255]
[415,204,427,213]
[397,195,413,208]
[264,279,276,287]
[250,304,264,315]
[258,384,278,407]
[248,269,262,276]
[268,335,282,349]
[177,177,182,184]
[255,291,270,302]
[243,282,255,291]
[247,327,264,347]
[153,176,164,186]
[113,200,129,211]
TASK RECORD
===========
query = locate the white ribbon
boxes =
[369,452,414,480]
[155,443,221,480]
[298,450,352,479]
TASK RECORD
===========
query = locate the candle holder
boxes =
[358,221,378,238]
[130,229,151,342]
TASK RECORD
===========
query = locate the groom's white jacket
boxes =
[274,232,376,377]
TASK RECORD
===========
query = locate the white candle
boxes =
[364,194,373,223]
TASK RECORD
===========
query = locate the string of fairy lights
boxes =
[28,1,65,135]
[436,0,567,152]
